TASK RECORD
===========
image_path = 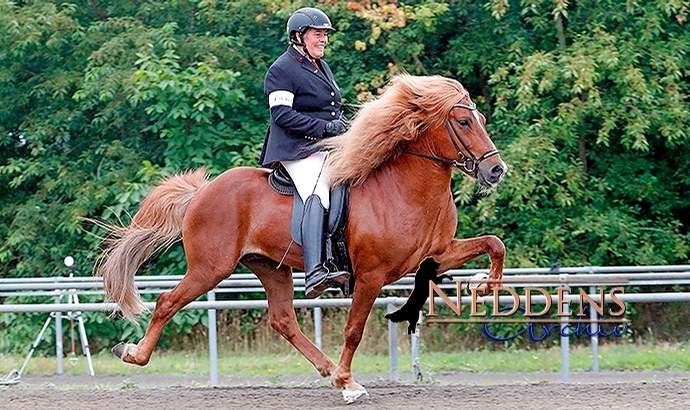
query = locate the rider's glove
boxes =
[324,120,346,137]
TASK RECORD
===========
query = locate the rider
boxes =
[259,7,350,299]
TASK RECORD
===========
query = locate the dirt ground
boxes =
[2,371,690,410]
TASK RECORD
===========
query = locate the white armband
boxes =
[268,90,294,108]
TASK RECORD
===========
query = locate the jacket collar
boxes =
[287,45,313,64]
[286,45,336,90]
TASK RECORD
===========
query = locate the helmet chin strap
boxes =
[294,32,316,61]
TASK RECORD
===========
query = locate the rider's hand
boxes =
[324,120,346,137]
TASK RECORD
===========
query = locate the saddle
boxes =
[268,165,353,296]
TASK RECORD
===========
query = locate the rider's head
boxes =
[287,7,335,59]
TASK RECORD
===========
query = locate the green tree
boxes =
[470,0,690,266]
[0,1,262,279]
[1,0,688,353]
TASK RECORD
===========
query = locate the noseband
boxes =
[404,102,499,176]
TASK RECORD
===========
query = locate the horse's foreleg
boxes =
[113,272,224,366]
[248,259,336,378]
[331,276,383,403]
[437,235,506,291]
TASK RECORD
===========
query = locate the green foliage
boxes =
[1,0,688,352]
[471,0,690,267]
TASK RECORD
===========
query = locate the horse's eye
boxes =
[457,119,470,127]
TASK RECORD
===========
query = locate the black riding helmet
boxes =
[286,7,335,46]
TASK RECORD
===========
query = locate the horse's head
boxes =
[441,98,507,188]
[401,89,506,189]
[322,74,507,188]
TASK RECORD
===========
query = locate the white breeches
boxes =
[281,152,330,209]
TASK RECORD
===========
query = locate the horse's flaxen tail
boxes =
[93,168,209,322]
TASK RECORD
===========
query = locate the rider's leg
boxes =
[300,194,334,298]
[283,152,330,208]
[282,153,349,298]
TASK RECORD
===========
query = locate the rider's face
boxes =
[300,28,329,59]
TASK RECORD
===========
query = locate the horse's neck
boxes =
[401,153,452,192]
[351,151,459,275]
[367,153,454,203]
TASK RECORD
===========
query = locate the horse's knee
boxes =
[486,235,506,257]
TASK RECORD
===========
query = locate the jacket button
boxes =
[330,101,335,106]
[330,92,335,96]
[331,112,336,116]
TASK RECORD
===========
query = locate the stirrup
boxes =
[305,279,329,299]
[305,268,350,299]
[323,260,350,286]
[325,270,350,287]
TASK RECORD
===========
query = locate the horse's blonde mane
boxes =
[322,74,469,186]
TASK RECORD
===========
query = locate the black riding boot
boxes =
[302,195,350,299]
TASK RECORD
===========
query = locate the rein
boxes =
[404,102,499,176]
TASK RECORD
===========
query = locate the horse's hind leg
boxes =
[113,266,231,366]
[243,256,336,378]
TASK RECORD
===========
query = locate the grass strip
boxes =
[2,343,689,377]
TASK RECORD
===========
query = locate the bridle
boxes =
[404,102,499,176]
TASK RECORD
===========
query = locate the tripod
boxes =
[1,258,95,385]
[1,312,55,385]
[61,268,95,376]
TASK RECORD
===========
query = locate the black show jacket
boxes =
[260,45,342,167]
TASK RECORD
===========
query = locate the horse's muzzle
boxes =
[477,159,507,188]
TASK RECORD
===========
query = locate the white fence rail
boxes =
[2,265,690,385]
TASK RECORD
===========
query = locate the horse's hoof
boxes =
[112,342,127,359]
[342,388,369,404]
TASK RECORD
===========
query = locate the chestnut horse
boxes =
[95,74,507,403]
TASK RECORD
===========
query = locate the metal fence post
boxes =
[54,284,63,375]
[208,290,218,386]
[387,303,399,382]
[411,311,422,381]
[314,307,322,350]
[589,267,599,372]
[560,273,569,383]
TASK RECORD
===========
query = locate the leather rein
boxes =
[404,102,499,176]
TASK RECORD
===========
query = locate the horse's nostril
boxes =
[490,165,504,177]
[484,164,504,184]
